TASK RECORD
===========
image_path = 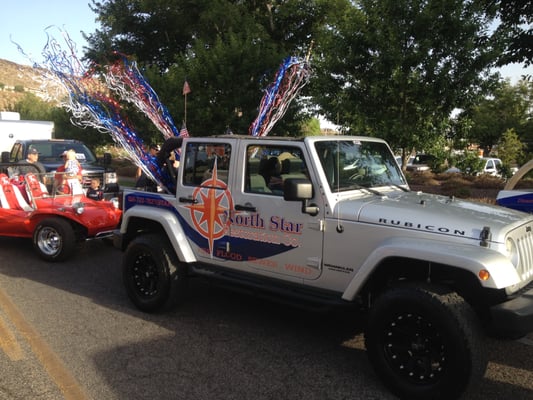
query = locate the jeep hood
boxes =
[335,191,529,241]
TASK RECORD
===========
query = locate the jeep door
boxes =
[229,141,325,281]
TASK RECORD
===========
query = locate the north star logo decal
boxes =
[186,160,234,257]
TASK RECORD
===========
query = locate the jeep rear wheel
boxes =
[122,233,187,312]
[33,218,76,262]
[365,285,487,400]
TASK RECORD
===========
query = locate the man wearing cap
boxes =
[18,147,46,179]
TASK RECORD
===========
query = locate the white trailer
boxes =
[0,112,54,153]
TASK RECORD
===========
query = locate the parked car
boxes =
[405,154,435,172]
[394,155,414,168]
[0,170,121,261]
[479,157,502,176]
[445,157,503,177]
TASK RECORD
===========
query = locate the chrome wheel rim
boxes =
[36,227,62,256]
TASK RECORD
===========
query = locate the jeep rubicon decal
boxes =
[378,217,466,235]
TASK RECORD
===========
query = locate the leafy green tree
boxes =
[495,0,533,70]
[12,93,113,150]
[312,0,501,160]
[460,80,532,155]
[13,93,54,121]
[453,151,485,176]
[155,29,285,135]
[86,0,201,70]
[86,0,330,137]
[49,107,112,149]
[497,128,525,167]
[300,117,321,136]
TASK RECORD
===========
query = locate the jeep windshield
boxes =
[315,139,406,193]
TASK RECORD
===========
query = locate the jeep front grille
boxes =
[510,227,533,284]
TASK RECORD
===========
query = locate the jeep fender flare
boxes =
[120,205,196,263]
[341,236,520,301]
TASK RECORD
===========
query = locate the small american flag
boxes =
[180,122,189,137]
[182,80,191,96]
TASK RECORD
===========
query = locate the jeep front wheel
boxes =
[122,233,187,312]
[365,285,487,400]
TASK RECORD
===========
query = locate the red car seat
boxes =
[0,174,33,211]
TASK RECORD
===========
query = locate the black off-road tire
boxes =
[32,218,76,262]
[365,284,487,400]
[122,233,187,312]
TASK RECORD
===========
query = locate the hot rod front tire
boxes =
[364,284,487,400]
[33,218,76,262]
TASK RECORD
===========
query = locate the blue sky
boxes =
[1,0,531,83]
[0,1,97,66]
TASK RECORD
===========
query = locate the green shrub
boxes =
[454,152,484,176]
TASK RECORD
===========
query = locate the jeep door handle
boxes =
[179,197,198,204]
[235,204,256,212]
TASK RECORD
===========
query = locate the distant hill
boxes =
[0,59,59,110]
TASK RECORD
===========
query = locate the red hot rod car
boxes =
[0,172,121,261]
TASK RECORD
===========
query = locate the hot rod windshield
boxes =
[314,140,406,193]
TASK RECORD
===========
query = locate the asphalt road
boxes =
[0,237,532,400]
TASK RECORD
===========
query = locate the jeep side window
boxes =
[245,145,308,196]
[183,142,231,186]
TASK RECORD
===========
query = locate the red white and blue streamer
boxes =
[13,27,312,192]
[21,27,178,192]
[249,56,311,137]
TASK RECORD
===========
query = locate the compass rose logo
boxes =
[186,159,234,257]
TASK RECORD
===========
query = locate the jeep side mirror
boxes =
[1,151,9,163]
[283,178,319,216]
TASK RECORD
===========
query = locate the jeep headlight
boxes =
[506,238,520,268]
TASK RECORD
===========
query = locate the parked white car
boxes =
[479,157,502,176]
[445,157,503,176]
[405,154,434,172]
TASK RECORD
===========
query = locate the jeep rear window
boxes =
[183,142,231,186]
